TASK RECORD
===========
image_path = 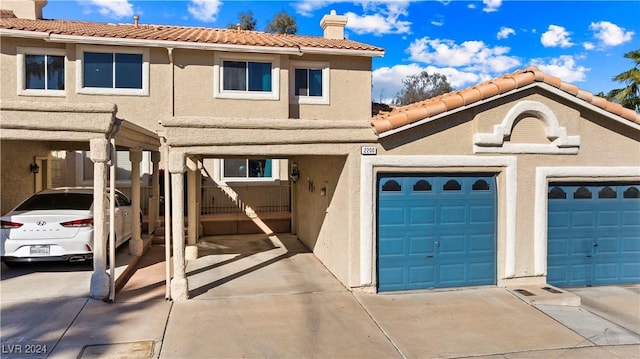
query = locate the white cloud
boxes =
[407,37,520,73]
[294,1,412,35]
[483,0,502,12]
[531,55,589,83]
[430,14,444,27]
[84,0,134,19]
[372,64,491,103]
[541,25,574,48]
[345,1,412,35]
[467,3,476,9]
[589,21,634,47]
[294,0,338,17]
[188,0,222,23]
[583,42,595,50]
[497,27,515,40]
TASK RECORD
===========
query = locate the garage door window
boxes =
[443,179,461,191]
[599,187,617,199]
[472,179,490,191]
[413,180,432,191]
[624,187,640,198]
[549,186,567,199]
[382,180,401,192]
[573,187,592,199]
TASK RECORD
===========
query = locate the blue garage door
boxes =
[377,175,496,292]
[547,183,640,287]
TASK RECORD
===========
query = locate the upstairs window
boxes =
[215,54,279,100]
[76,46,149,96]
[291,61,330,105]
[17,47,66,96]
[84,52,142,89]
[223,61,272,92]
[295,68,322,96]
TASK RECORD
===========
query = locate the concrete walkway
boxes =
[1,233,639,358]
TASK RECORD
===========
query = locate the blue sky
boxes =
[43,1,639,103]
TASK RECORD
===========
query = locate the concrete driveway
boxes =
[158,234,639,358]
[1,233,638,358]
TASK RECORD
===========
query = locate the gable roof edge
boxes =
[371,66,640,136]
[376,84,533,138]
[536,82,640,132]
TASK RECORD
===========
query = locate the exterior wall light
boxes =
[290,164,300,183]
[30,163,40,174]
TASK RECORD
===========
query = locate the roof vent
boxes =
[133,15,139,27]
[320,10,348,40]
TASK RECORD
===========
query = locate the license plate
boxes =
[30,245,50,255]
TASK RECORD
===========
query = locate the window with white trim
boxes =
[214,53,280,100]
[212,159,281,183]
[290,61,330,105]
[17,47,66,96]
[76,45,149,96]
[81,151,132,182]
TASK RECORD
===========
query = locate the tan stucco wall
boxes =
[292,154,354,286]
[1,140,51,213]
[292,55,372,121]
[375,90,640,286]
[1,38,172,132]
[2,37,373,135]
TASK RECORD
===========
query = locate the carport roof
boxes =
[0,101,160,150]
[371,66,640,135]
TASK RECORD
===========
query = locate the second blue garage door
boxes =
[547,183,640,287]
[377,175,497,292]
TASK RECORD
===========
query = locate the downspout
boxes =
[107,118,122,303]
[164,47,174,300]
[167,48,175,116]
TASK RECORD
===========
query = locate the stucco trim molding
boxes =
[533,166,640,276]
[360,155,518,288]
[474,100,580,154]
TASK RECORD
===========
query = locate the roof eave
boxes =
[46,33,303,55]
[536,82,640,131]
[300,46,385,58]
[0,28,49,39]
[376,82,640,138]
[1,29,384,57]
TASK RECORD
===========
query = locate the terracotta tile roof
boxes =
[0,9,16,18]
[371,66,640,135]
[0,17,384,54]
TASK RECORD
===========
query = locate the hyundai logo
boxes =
[36,221,46,226]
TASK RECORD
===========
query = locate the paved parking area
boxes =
[1,233,639,358]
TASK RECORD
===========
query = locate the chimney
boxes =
[1,0,47,20]
[320,10,348,39]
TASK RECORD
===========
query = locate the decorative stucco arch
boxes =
[474,100,580,154]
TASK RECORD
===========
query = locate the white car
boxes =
[1,187,136,264]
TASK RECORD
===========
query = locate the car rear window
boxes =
[15,193,93,211]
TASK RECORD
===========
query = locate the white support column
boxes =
[90,138,110,299]
[129,148,144,256]
[169,150,189,301]
[196,161,203,238]
[185,157,198,260]
[149,151,161,235]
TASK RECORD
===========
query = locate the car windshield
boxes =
[15,193,93,211]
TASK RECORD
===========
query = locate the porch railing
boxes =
[122,184,291,216]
